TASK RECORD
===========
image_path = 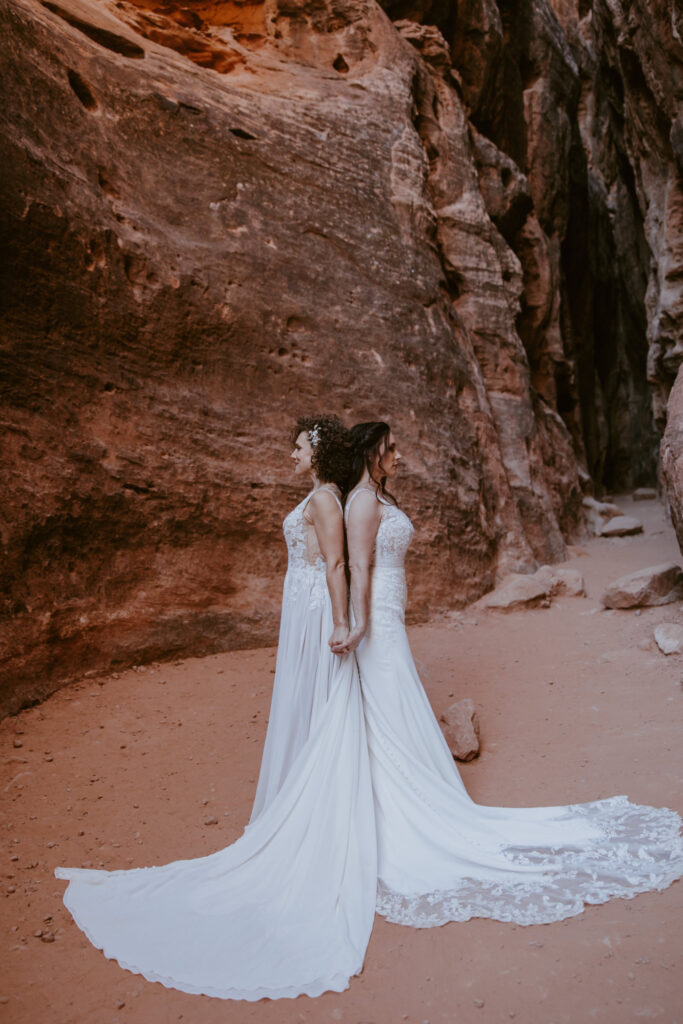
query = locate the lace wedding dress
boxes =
[346,490,683,928]
[56,488,376,1000]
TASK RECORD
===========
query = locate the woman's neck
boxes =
[357,469,380,489]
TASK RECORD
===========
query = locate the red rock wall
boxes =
[1,0,679,715]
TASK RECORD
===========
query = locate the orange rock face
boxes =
[0,0,679,714]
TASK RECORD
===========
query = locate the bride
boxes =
[56,416,377,1000]
[340,420,683,927]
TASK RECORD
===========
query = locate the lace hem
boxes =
[376,796,683,927]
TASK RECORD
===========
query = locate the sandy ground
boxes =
[1,496,682,1024]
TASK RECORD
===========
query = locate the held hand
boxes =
[328,624,349,655]
[334,625,366,655]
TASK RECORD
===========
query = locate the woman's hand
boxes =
[333,624,366,655]
[328,625,349,654]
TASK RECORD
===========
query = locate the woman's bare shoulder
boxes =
[345,487,382,524]
[305,486,343,521]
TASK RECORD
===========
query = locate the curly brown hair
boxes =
[292,415,351,490]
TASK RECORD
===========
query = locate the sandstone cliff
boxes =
[1,0,680,714]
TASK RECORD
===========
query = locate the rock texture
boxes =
[439,698,480,761]
[598,515,643,537]
[662,366,683,554]
[0,0,680,714]
[477,562,584,609]
[601,563,683,609]
[653,623,683,656]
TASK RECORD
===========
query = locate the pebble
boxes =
[12,740,22,749]
[204,816,218,826]
[473,998,485,1007]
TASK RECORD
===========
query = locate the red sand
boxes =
[1,497,682,1023]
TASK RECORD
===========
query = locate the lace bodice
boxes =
[282,486,342,608]
[344,488,414,570]
[374,501,414,568]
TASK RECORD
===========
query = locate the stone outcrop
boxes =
[439,698,481,761]
[1,0,680,714]
[662,366,683,554]
[601,563,683,609]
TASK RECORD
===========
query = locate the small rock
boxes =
[439,699,480,762]
[477,574,549,611]
[599,515,643,537]
[654,623,683,655]
[582,496,623,535]
[204,816,218,826]
[13,739,22,749]
[602,563,683,609]
[633,487,657,501]
[473,999,485,1008]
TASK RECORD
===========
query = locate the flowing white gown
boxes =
[55,488,683,1001]
[347,490,683,928]
[56,488,377,1000]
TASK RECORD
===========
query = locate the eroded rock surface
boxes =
[601,563,683,609]
[1,0,680,714]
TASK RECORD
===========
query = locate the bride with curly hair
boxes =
[56,415,376,1000]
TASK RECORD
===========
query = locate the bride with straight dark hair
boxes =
[341,420,683,928]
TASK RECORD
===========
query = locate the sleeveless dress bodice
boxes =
[282,488,340,609]
[366,498,415,640]
[373,501,415,568]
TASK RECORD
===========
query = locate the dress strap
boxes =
[303,484,343,517]
[344,485,383,523]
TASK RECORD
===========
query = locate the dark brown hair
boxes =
[292,415,351,490]
[347,421,397,504]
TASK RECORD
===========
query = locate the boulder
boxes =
[653,624,683,655]
[476,574,550,612]
[599,516,644,537]
[601,563,683,609]
[633,488,657,501]
[440,699,480,762]
[533,565,586,598]
[582,497,623,536]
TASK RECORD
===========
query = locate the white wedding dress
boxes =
[347,491,683,927]
[55,489,683,1000]
[56,488,377,999]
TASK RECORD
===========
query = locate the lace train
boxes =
[376,796,683,927]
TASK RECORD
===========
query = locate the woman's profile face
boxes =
[375,431,401,478]
[291,431,314,476]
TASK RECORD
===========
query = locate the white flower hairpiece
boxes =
[308,425,321,448]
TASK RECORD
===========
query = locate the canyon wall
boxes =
[1,0,680,715]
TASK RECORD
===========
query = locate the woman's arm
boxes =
[334,491,381,654]
[306,489,349,651]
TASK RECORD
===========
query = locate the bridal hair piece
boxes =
[292,415,351,490]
